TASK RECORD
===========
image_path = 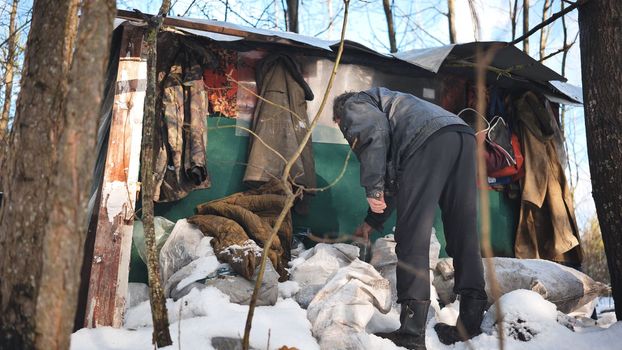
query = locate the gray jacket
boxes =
[339,87,470,198]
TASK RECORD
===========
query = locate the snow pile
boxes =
[74,287,319,350]
[481,289,559,341]
[424,290,622,350]
[72,234,622,350]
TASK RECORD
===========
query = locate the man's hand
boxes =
[353,221,374,242]
[367,194,387,213]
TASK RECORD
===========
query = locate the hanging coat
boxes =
[513,91,582,264]
[153,33,214,202]
[243,54,316,194]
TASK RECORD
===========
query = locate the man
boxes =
[332,88,487,349]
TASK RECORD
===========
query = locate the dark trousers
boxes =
[395,130,486,302]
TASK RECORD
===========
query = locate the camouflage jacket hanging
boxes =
[154,33,214,202]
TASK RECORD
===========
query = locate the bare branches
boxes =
[474,46,505,350]
[510,0,587,47]
[538,31,578,62]
[242,1,351,349]
[181,0,197,17]
[382,0,397,53]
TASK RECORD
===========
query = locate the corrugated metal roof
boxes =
[549,81,583,104]
[395,42,567,83]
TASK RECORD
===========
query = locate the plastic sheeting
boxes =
[289,243,359,308]
[159,219,213,288]
[132,216,175,265]
[307,260,392,350]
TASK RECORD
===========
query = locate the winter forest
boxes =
[0,0,621,350]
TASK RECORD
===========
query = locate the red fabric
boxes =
[203,48,238,117]
[489,133,524,179]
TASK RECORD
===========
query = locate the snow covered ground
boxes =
[71,232,618,350]
[71,285,619,350]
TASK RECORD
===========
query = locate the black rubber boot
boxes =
[376,300,430,350]
[434,294,488,345]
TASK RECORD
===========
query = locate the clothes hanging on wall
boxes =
[513,91,582,264]
[154,33,214,202]
[243,53,316,211]
[202,43,238,117]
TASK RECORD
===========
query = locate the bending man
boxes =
[332,87,487,349]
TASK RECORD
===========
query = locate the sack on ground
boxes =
[433,257,610,313]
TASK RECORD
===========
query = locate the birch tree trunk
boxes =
[578,0,622,320]
[447,0,457,44]
[539,0,551,60]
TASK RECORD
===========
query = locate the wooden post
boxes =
[84,23,147,328]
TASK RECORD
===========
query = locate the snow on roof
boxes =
[113,10,580,104]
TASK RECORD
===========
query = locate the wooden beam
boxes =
[116,9,253,39]
[84,23,147,328]
[115,9,311,48]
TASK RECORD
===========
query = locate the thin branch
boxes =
[474,46,505,350]
[181,0,197,17]
[306,139,356,193]
[212,0,257,27]
[538,32,578,62]
[313,1,344,37]
[242,1,351,349]
[226,73,306,124]
[510,0,587,46]
[208,123,287,164]
[253,0,276,28]
[0,17,31,49]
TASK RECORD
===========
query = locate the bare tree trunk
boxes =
[539,0,552,60]
[287,0,299,33]
[578,0,622,320]
[560,0,572,190]
[36,0,116,348]
[510,0,518,40]
[447,0,457,44]
[0,0,80,348]
[523,0,530,53]
[382,0,397,53]
[467,0,480,41]
[142,0,173,347]
[0,0,18,146]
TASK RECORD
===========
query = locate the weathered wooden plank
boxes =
[84,24,147,328]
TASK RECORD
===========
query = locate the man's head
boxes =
[332,91,356,124]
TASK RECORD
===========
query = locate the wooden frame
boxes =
[84,24,147,328]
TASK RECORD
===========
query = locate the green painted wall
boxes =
[130,117,518,283]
